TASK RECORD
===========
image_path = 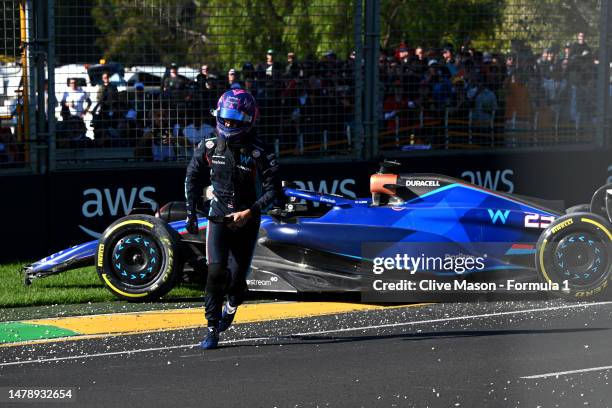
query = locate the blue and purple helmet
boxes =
[213,89,258,140]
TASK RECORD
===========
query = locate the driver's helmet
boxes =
[212,89,258,140]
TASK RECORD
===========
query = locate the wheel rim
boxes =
[554,232,607,287]
[110,234,162,286]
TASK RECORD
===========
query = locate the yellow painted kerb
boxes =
[32,302,423,336]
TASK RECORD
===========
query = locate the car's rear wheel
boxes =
[536,213,612,300]
[95,215,182,301]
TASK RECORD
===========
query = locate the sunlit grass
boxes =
[0,263,203,308]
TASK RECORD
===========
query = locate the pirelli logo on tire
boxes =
[97,244,104,267]
[551,218,573,234]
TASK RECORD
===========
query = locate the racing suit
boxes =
[185,130,279,327]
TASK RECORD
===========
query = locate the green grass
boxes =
[0,263,204,309]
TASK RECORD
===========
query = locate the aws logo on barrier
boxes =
[80,187,158,238]
[461,169,514,192]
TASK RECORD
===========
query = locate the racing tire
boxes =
[95,214,183,302]
[536,212,612,300]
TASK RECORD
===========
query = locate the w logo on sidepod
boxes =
[488,209,510,224]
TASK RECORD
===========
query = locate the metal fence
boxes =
[0,0,31,170]
[48,0,357,168]
[374,0,610,153]
[1,0,610,173]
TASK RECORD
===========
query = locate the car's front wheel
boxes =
[95,215,183,301]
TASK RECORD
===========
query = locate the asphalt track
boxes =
[1,299,612,407]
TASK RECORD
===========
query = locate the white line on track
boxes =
[290,301,612,337]
[0,337,269,367]
[1,301,610,368]
[521,365,612,379]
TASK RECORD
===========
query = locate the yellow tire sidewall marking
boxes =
[539,238,551,283]
[581,217,612,241]
[101,273,148,298]
[104,219,154,238]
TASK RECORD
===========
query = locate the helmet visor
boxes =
[218,108,252,123]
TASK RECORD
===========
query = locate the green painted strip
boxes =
[0,322,79,344]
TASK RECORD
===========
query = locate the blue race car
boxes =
[24,161,612,301]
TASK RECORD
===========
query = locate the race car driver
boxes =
[184,89,279,350]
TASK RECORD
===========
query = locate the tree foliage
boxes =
[90,0,606,70]
[92,0,354,69]
[497,0,602,53]
[91,0,195,66]
[380,0,503,50]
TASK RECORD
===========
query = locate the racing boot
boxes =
[199,326,219,350]
[218,301,237,332]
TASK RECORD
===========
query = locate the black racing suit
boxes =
[185,130,279,327]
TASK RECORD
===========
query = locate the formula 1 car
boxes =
[24,161,612,301]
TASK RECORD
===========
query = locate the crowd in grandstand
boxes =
[53,47,356,159]
[378,32,598,147]
[47,31,600,161]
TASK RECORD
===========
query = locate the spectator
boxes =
[383,79,408,135]
[61,78,92,122]
[119,105,143,146]
[183,119,215,145]
[427,61,452,111]
[195,65,210,89]
[95,71,118,113]
[415,46,425,61]
[482,52,493,65]
[537,48,553,71]
[447,77,469,132]
[56,105,89,148]
[195,64,217,117]
[242,62,255,80]
[129,82,147,122]
[227,68,241,89]
[442,45,458,76]
[162,63,187,102]
[285,52,299,79]
[468,76,498,141]
[195,64,214,97]
[570,32,591,59]
[135,109,189,161]
[396,43,410,64]
[321,50,340,87]
[92,71,118,138]
[264,48,281,77]
[503,64,533,129]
